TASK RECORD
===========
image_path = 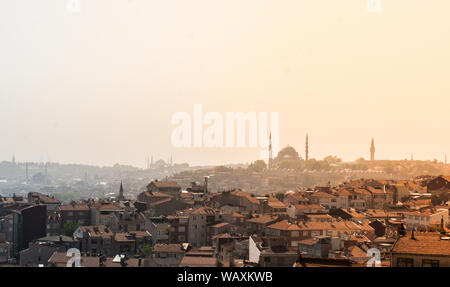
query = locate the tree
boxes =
[61,222,80,237]
[140,244,153,257]
[248,160,267,172]
[323,155,342,164]
[215,166,233,172]
[274,192,285,201]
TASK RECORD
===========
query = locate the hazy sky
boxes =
[1,0,450,167]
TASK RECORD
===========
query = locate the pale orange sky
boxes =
[0,0,449,167]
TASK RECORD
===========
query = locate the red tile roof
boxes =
[392,232,450,256]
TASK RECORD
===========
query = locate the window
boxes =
[68,212,73,216]
[422,259,439,267]
[397,258,414,267]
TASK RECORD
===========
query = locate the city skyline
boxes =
[2,136,449,169]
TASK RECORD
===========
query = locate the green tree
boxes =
[61,222,80,237]
[140,244,153,257]
[274,192,285,201]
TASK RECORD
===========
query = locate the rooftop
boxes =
[392,232,450,256]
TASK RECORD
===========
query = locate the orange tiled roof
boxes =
[311,192,336,198]
[267,220,301,231]
[392,232,450,256]
[247,215,279,224]
[152,181,181,189]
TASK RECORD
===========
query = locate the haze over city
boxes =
[1,0,450,167]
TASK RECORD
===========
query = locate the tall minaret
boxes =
[118,180,124,201]
[147,156,150,169]
[305,134,309,161]
[370,138,375,161]
[268,132,273,169]
[445,154,447,165]
[151,156,154,168]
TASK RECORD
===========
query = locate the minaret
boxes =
[305,134,309,161]
[118,181,124,201]
[268,132,273,169]
[170,155,173,166]
[12,155,15,164]
[147,156,150,169]
[445,154,447,165]
[151,156,154,168]
[370,138,375,161]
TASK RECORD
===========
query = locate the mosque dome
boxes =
[276,145,300,161]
